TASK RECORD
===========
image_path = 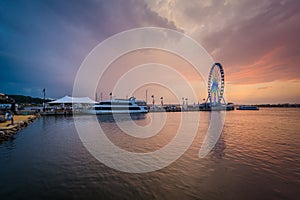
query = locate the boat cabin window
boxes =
[95,106,141,110]
[99,102,132,106]
[136,102,147,106]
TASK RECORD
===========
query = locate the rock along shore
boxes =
[0,115,39,142]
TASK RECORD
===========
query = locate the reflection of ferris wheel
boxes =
[206,63,226,106]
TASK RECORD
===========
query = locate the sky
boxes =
[1,0,300,104]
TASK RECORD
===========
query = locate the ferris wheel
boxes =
[206,63,226,106]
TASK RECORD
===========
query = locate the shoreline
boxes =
[0,114,39,142]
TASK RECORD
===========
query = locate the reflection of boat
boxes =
[237,106,259,110]
[97,113,147,122]
[83,97,148,115]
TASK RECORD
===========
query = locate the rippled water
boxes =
[0,108,299,199]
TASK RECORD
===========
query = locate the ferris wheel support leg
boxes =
[222,97,226,105]
[204,97,209,107]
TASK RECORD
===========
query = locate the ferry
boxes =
[237,105,259,110]
[83,97,148,115]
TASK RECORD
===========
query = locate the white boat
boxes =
[83,97,148,115]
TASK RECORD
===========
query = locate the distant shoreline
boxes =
[240,104,300,108]
[2,94,300,108]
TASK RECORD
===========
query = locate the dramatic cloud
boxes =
[146,0,300,84]
[0,0,180,97]
[1,0,299,103]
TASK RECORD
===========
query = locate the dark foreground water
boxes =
[0,108,299,200]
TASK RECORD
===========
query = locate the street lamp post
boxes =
[185,98,188,111]
[43,88,46,112]
[151,95,155,107]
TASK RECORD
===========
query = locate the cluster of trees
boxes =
[6,95,51,105]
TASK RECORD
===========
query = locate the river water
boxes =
[0,108,299,200]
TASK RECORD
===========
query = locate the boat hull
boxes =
[237,106,259,110]
[82,109,148,115]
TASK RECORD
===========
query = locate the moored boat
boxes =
[83,97,148,115]
[237,105,259,110]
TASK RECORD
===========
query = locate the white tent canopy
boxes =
[49,95,98,104]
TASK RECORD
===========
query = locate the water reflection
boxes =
[199,111,225,158]
[97,113,147,123]
[211,133,226,159]
[1,138,16,150]
[0,109,299,200]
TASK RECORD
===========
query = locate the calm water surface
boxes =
[0,108,299,200]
